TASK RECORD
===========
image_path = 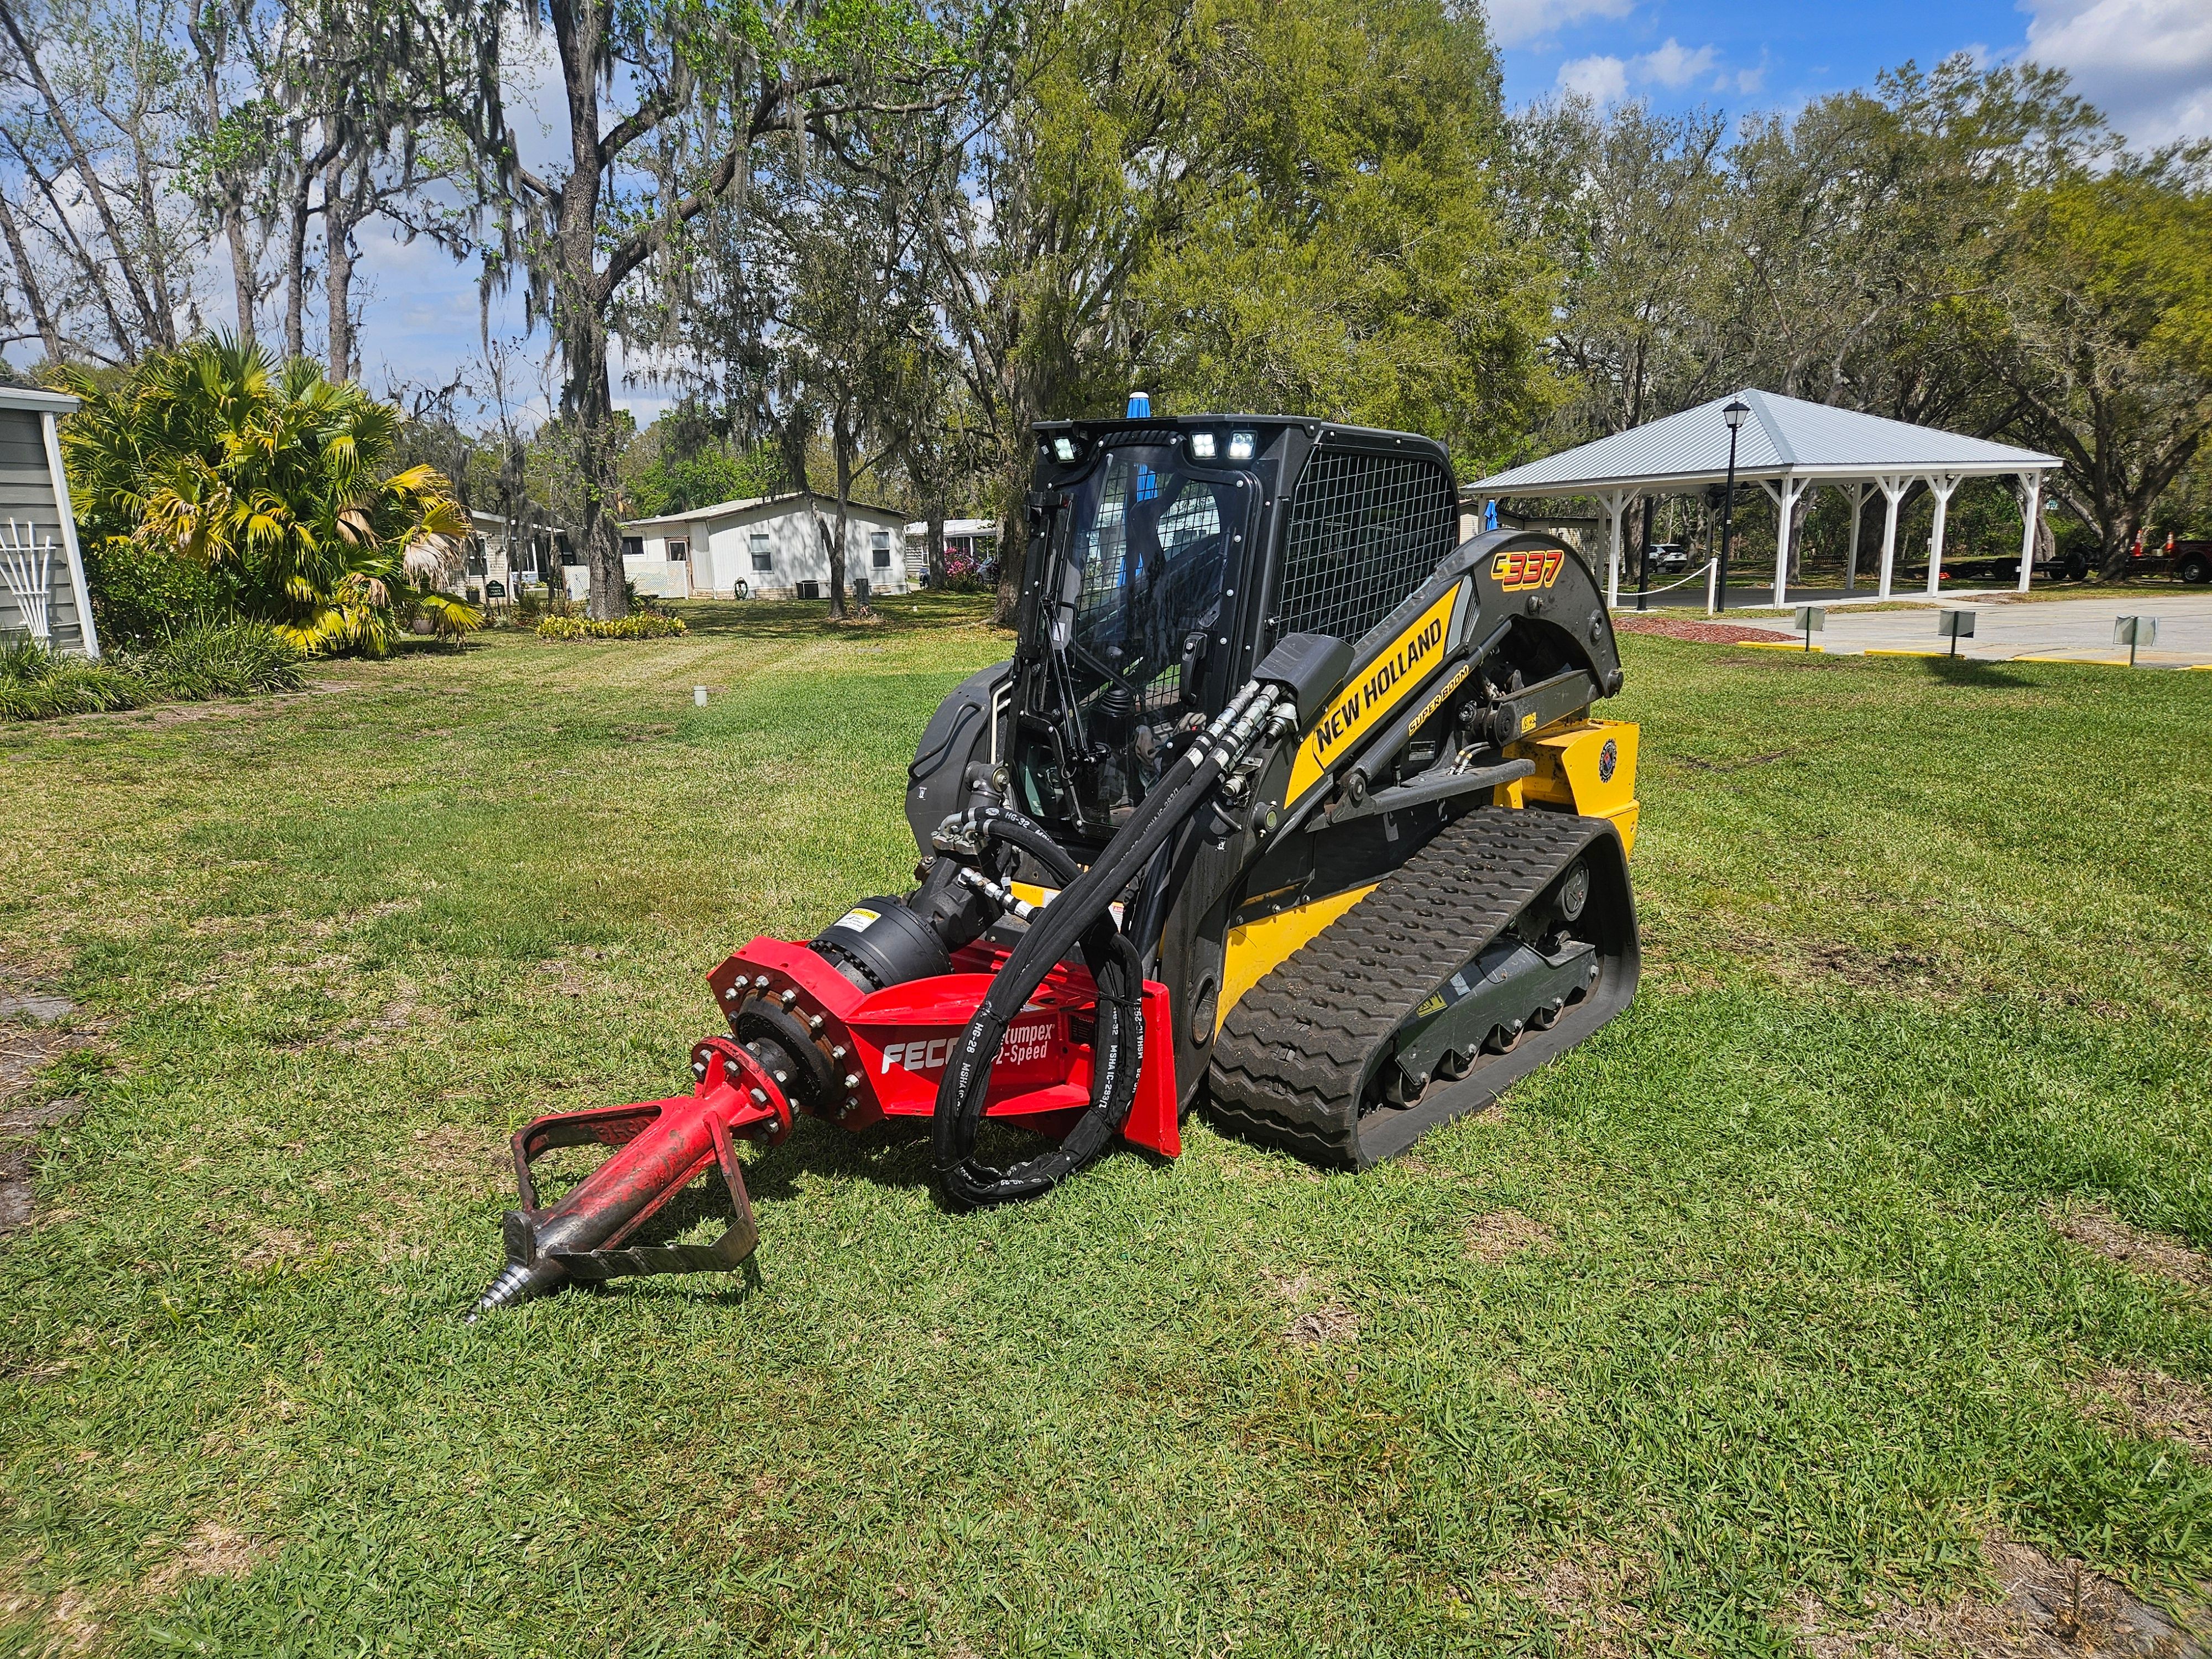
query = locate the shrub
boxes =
[534,612,687,641]
[138,616,307,700]
[55,337,474,657]
[0,618,305,722]
[0,645,144,719]
[80,534,223,650]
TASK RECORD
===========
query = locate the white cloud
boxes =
[1731,60,1767,95]
[1488,0,1634,49]
[1558,53,1630,103]
[1554,38,1736,106]
[2022,0,2212,143]
[1637,38,1717,88]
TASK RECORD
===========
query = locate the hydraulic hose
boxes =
[932,684,1284,1206]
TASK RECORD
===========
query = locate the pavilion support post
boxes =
[1924,473,1960,598]
[1763,476,1806,608]
[1601,489,1631,608]
[2016,472,2042,593]
[1876,475,1908,599]
[1845,483,1867,593]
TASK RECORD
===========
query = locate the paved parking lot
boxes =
[1719,591,2212,667]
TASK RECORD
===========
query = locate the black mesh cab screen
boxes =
[1275,447,1457,647]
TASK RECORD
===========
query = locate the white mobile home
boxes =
[903,519,999,583]
[465,510,585,602]
[620,493,911,601]
[0,386,99,658]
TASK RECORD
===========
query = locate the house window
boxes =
[668,539,688,563]
[750,533,772,572]
[871,530,893,570]
[622,537,643,559]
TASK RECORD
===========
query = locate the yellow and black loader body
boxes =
[904,414,1641,1169]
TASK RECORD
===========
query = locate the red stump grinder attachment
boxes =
[467,680,1297,1319]
[469,933,1183,1319]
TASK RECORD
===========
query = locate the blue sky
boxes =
[349,0,2212,426]
[1494,0,2210,141]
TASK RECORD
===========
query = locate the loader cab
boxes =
[1012,415,1460,848]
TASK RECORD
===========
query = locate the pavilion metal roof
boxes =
[1470,389,2057,497]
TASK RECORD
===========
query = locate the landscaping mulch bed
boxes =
[1614,614,1792,644]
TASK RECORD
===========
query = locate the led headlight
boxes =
[1228,431,1256,461]
[1189,432,1217,460]
[1052,436,1077,463]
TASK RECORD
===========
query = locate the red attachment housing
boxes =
[493,933,1180,1300]
[706,936,1181,1157]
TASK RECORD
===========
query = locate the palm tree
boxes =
[58,338,480,655]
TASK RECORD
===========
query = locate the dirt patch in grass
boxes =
[1266,1271,1360,1347]
[1285,1305,1360,1347]
[1791,1535,2202,1659]
[2048,1205,2211,1292]
[407,1121,507,1183]
[239,1227,312,1270]
[1466,1209,1555,1262]
[2081,1368,2212,1462]
[0,977,89,1238]
[142,1519,265,1596]
[1793,940,1947,992]
[0,1015,82,1094]
[1614,614,1790,645]
[1648,924,1953,998]
[1495,1543,1650,1658]
[43,1588,105,1653]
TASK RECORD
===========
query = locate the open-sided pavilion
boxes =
[1469,389,2061,609]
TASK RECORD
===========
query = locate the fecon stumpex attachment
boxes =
[471,415,1641,1318]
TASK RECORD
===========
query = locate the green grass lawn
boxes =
[2,594,2209,1657]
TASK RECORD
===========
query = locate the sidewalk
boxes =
[1665,591,2212,668]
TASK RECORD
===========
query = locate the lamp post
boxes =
[1716,398,1749,613]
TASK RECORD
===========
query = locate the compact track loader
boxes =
[471,413,1640,1317]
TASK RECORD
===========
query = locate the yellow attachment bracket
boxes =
[1495,718,1639,854]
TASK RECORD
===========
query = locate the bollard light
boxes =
[693,686,709,706]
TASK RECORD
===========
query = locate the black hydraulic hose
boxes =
[972,806,1081,886]
[932,686,1277,1206]
[1123,828,1184,979]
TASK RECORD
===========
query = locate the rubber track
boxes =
[1208,807,1629,1167]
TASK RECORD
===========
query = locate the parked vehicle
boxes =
[2164,536,2211,584]
[1644,542,1691,573]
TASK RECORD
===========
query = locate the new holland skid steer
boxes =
[471,413,1640,1317]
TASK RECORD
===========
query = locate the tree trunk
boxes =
[324,156,356,382]
[548,0,627,623]
[0,189,61,361]
[186,15,256,341]
[993,455,1030,625]
[572,319,624,620]
[2100,514,2138,581]
[285,173,316,361]
[828,410,852,620]
[0,0,169,348]
[926,502,945,588]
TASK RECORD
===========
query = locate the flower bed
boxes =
[535,613,688,641]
